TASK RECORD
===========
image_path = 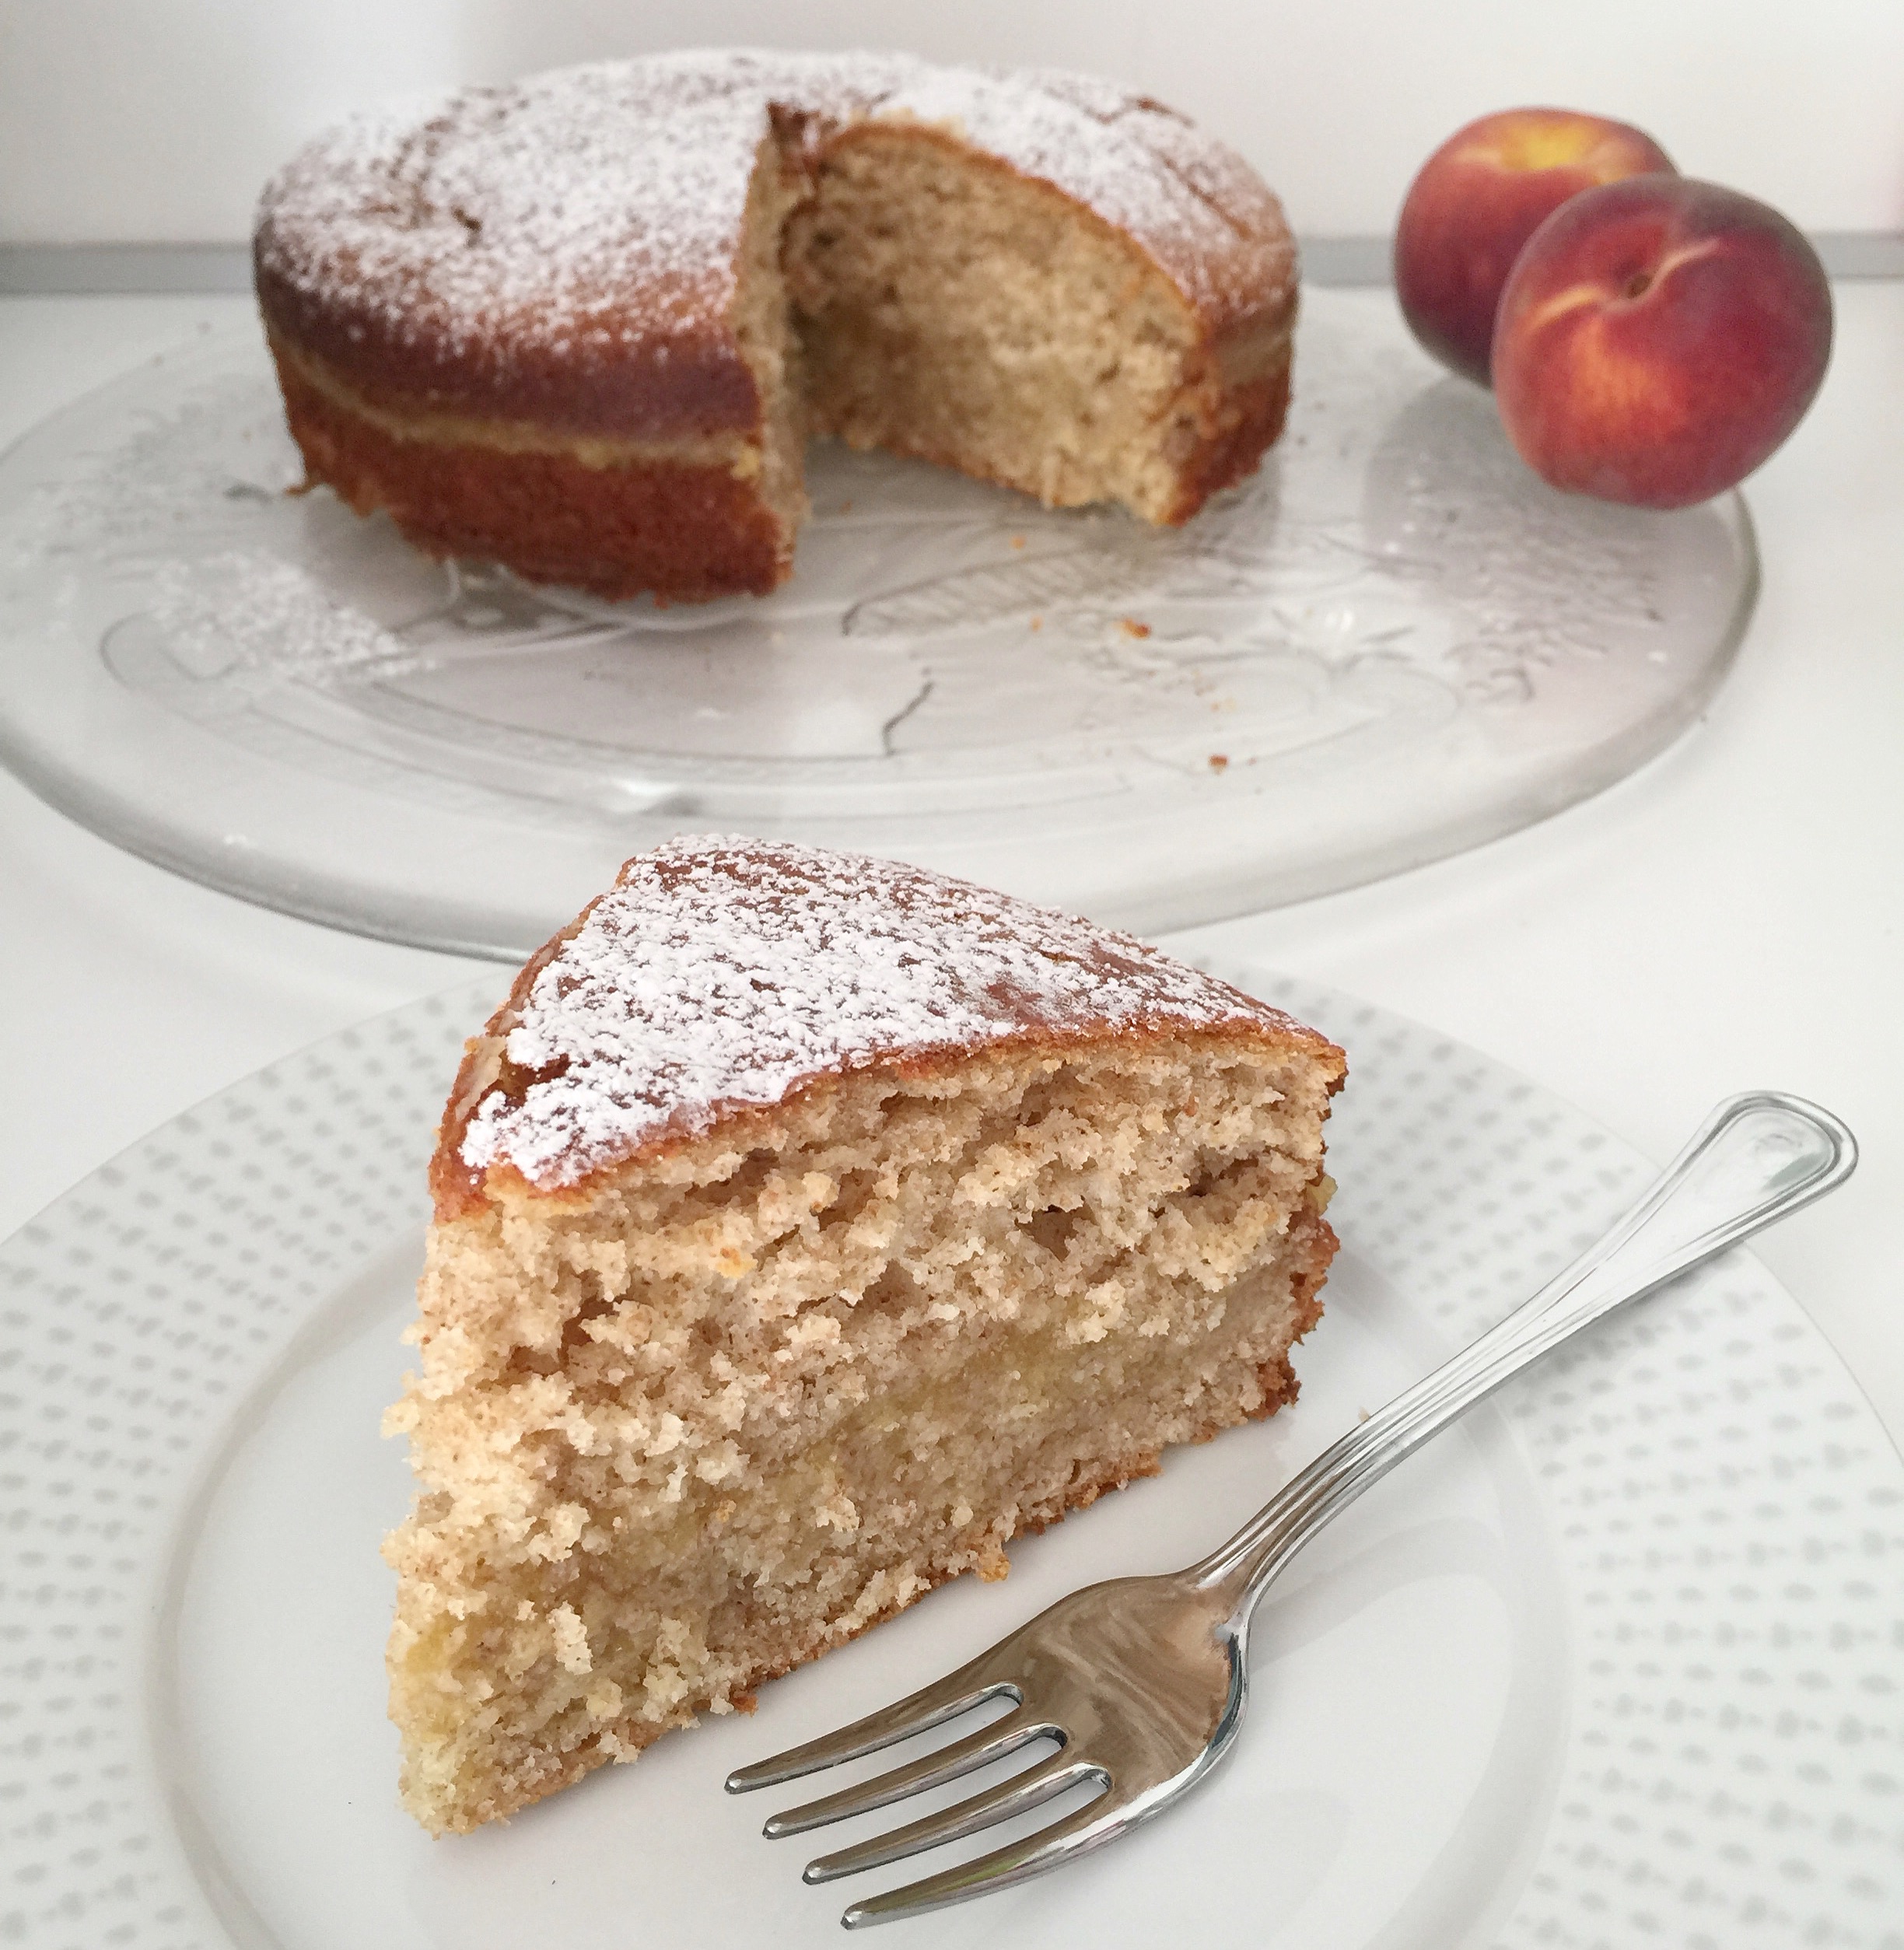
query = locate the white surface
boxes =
[2,2,1903,243]
[2,284,1900,1458]
[4,968,1898,1948]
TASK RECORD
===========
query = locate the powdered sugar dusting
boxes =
[880,64,1291,312]
[460,837,1313,1188]
[150,551,425,686]
[255,48,1292,414]
[257,57,788,371]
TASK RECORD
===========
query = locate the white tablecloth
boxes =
[3,286,1899,1446]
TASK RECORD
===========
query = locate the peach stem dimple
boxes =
[1622,236,1724,300]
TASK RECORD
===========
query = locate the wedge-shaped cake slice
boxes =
[387,838,1345,1833]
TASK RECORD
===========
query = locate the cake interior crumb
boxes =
[387,1033,1337,1834]
[784,125,1208,521]
[719,114,1293,548]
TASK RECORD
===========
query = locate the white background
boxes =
[3,0,1902,245]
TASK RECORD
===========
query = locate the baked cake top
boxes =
[435,837,1336,1213]
[254,49,1296,439]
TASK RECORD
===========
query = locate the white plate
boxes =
[0,291,1755,956]
[2,968,1899,1950]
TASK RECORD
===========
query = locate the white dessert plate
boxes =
[0,291,1755,958]
[3,966,1899,1950]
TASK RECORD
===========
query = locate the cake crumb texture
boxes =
[390,839,1343,1833]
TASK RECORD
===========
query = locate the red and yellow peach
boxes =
[1490,175,1833,507]
[1395,108,1675,386]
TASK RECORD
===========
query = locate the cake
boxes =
[385,837,1344,1834]
[254,51,1299,602]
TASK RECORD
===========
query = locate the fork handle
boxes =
[1192,1092,1857,1620]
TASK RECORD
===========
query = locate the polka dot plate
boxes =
[1,968,1898,1950]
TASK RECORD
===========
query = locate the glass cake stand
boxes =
[0,289,1755,960]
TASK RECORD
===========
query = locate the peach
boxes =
[1492,176,1833,507]
[1395,108,1675,385]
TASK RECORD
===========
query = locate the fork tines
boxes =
[726,1669,1115,1926]
[723,1663,1014,1794]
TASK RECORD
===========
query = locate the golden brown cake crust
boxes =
[1164,366,1295,520]
[253,51,1297,443]
[268,338,793,599]
[430,837,1345,1224]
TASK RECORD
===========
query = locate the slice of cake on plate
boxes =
[385,838,1344,1833]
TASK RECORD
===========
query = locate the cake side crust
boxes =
[1160,362,1295,522]
[269,340,796,600]
[267,330,763,470]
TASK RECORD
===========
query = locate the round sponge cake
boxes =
[255,51,1299,600]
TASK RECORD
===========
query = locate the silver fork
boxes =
[726,1091,1857,1927]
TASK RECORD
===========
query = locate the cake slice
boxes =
[385,839,1344,1833]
